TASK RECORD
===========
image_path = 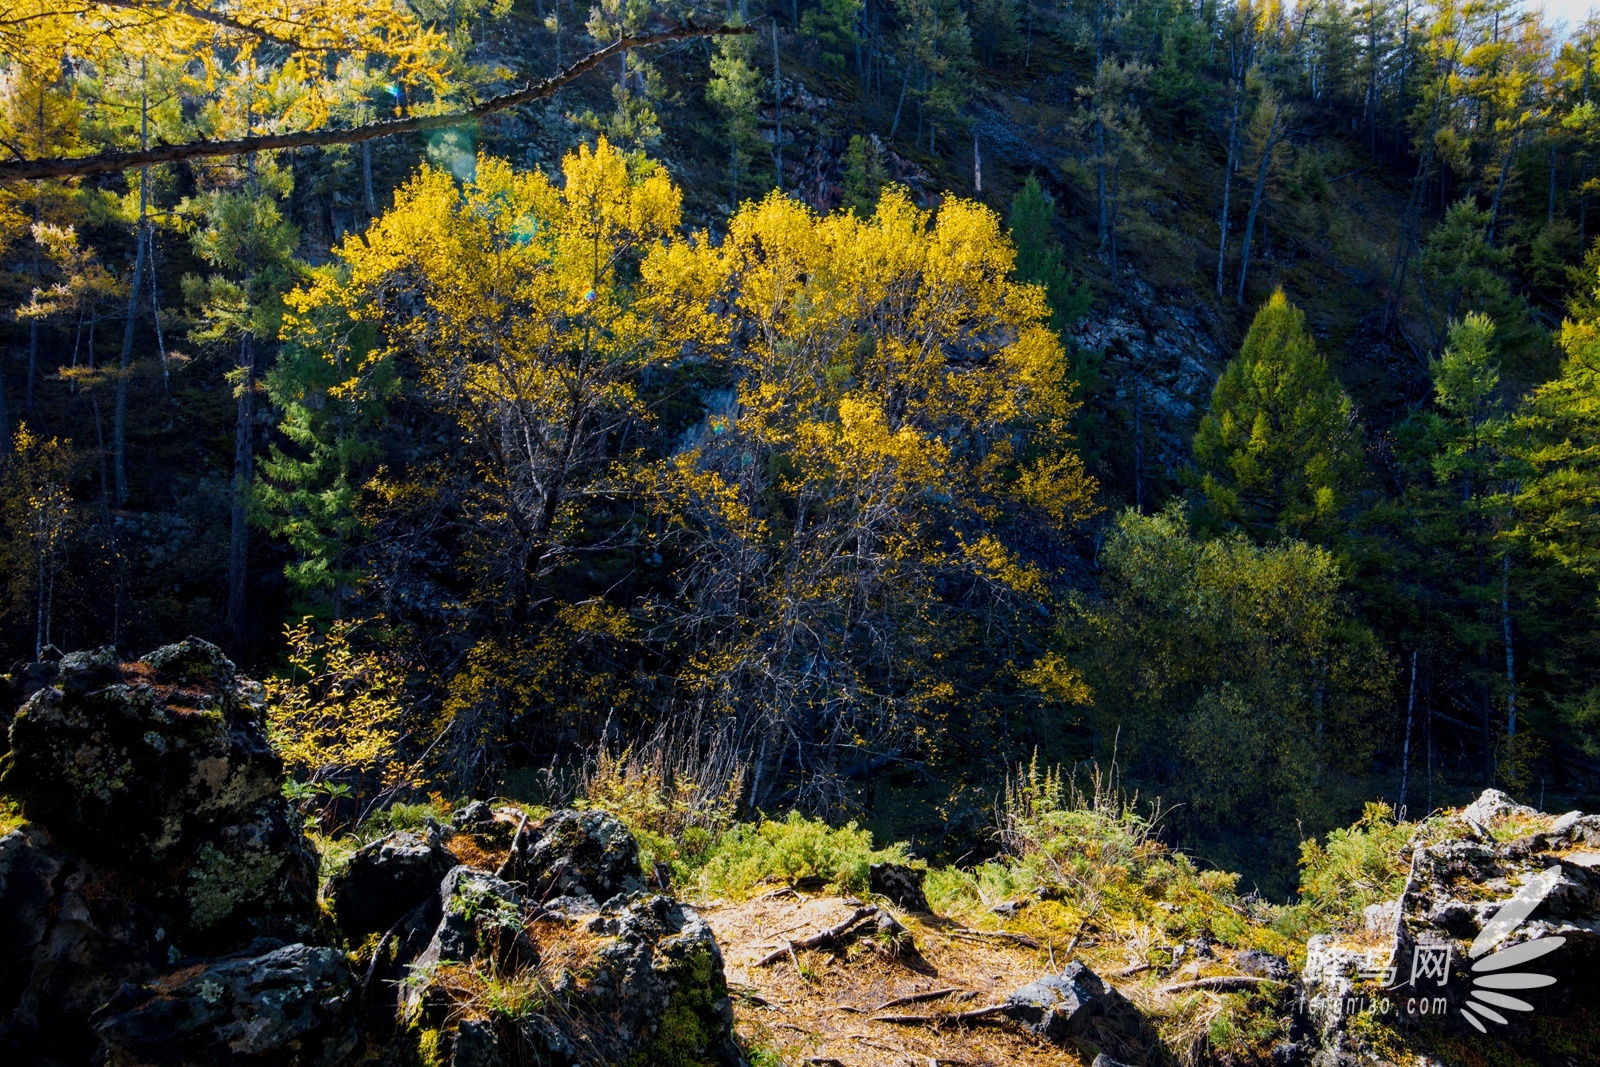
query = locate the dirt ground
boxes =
[701,891,1153,1067]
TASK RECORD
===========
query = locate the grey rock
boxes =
[511,809,643,905]
[1235,949,1291,980]
[1460,788,1537,827]
[1548,810,1584,840]
[0,638,280,864]
[1003,962,1141,1044]
[0,642,340,1064]
[869,861,929,913]
[330,825,455,937]
[94,942,360,1067]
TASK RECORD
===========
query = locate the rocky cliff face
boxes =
[1294,789,1600,1067]
[0,640,743,1067]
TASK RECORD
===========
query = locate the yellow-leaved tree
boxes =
[281,139,680,788]
[265,617,410,827]
[643,188,1099,810]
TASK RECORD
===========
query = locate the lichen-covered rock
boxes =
[0,638,280,863]
[1298,789,1600,1066]
[1003,962,1142,1045]
[386,845,742,1066]
[329,823,456,937]
[0,641,350,1066]
[509,808,643,906]
[93,941,361,1067]
[869,861,930,913]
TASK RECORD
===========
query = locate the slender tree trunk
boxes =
[773,22,783,190]
[26,252,38,413]
[889,72,909,140]
[1548,143,1557,225]
[1133,376,1143,512]
[1425,656,1433,811]
[1236,104,1284,305]
[1216,49,1247,297]
[362,140,377,217]
[1501,546,1516,739]
[1095,120,1108,252]
[1366,2,1377,157]
[1400,650,1417,814]
[228,330,255,650]
[115,79,151,505]
[1485,136,1519,247]
[0,338,9,450]
[114,216,147,506]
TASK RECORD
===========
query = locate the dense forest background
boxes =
[2,0,1598,895]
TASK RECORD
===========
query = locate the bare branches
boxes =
[89,0,310,48]
[1156,975,1279,995]
[754,906,878,966]
[0,24,752,183]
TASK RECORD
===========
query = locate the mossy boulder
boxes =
[0,640,345,1065]
[0,637,281,863]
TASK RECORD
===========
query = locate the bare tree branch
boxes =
[0,24,751,184]
[88,0,311,48]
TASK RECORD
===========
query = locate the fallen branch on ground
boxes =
[874,987,965,1011]
[1158,975,1279,994]
[874,1003,1011,1025]
[948,928,1041,948]
[754,906,877,966]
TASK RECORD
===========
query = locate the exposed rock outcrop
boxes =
[1004,963,1143,1046]
[0,642,745,1067]
[0,639,348,1066]
[1297,789,1600,1067]
[358,806,744,1067]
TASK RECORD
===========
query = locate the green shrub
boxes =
[1287,801,1415,935]
[695,810,913,899]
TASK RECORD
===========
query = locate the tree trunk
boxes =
[1216,51,1246,297]
[26,249,39,412]
[1485,137,1518,247]
[0,342,9,450]
[773,22,783,190]
[113,217,148,506]
[362,139,377,218]
[1400,651,1417,814]
[889,71,909,140]
[1235,103,1283,305]
[1095,119,1108,252]
[1502,547,1517,739]
[1548,143,1557,225]
[227,330,255,651]
[1133,375,1143,512]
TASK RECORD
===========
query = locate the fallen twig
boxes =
[874,1003,1011,1026]
[493,812,529,880]
[1158,975,1279,994]
[755,907,877,966]
[948,928,1041,948]
[1110,962,1154,978]
[874,987,964,1011]
[754,885,802,903]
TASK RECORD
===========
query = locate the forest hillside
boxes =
[1,0,1600,1061]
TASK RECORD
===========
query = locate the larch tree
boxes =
[643,186,1099,809]
[1194,289,1363,543]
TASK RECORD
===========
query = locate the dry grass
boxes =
[705,892,1170,1067]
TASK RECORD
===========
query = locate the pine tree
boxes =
[841,134,888,217]
[1008,176,1090,333]
[708,21,764,208]
[1194,289,1362,541]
